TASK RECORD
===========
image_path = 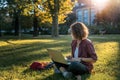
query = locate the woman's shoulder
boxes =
[71,40,77,45]
[71,39,93,45]
[82,38,93,45]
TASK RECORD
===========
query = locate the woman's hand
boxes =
[66,55,72,60]
[71,58,81,62]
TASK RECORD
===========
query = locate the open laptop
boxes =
[47,49,71,65]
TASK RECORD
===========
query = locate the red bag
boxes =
[30,62,45,70]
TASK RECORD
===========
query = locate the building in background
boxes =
[73,0,97,26]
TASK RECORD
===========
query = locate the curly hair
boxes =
[70,22,89,40]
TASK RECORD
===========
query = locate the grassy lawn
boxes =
[0,35,120,80]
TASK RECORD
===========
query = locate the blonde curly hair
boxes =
[70,22,89,40]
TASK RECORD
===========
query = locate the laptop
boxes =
[47,49,71,65]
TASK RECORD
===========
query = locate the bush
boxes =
[89,26,100,34]
[59,24,69,35]
[88,24,120,34]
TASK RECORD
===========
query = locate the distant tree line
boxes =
[0,0,73,37]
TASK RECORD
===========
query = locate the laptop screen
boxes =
[47,49,68,64]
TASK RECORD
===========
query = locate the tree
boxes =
[6,0,50,37]
[6,0,30,37]
[65,12,77,26]
[0,8,3,37]
[28,0,40,37]
[22,0,47,37]
[0,14,2,37]
[0,1,7,37]
[42,0,73,37]
[5,0,73,37]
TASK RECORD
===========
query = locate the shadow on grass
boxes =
[22,68,70,80]
[0,40,70,68]
[42,73,90,80]
[0,35,70,41]
[22,66,91,80]
[42,73,75,80]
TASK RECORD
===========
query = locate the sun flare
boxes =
[92,0,109,10]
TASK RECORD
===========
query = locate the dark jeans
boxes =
[54,61,89,75]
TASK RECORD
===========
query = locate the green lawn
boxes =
[0,35,120,80]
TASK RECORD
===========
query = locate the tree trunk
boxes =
[14,9,22,38]
[0,14,1,37]
[51,0,59,37]
[14,10,20,36]
[33,15,39,37]
[52,13,59,37]
[0,27,1,37]
[14,16,19,36]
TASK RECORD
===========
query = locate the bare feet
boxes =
[76,75,81,80]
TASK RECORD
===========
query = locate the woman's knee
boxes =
[68,61,86,72]
[68,61,80,70]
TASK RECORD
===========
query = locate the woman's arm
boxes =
[71,57,96,63]
[81,57,96,63]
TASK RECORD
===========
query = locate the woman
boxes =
[55,22,97,80]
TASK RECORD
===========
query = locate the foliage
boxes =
[40,0,73,37]
[89,24,120,34]
[5,0,32,36]
[0,1,9,36]
[0,0,73,37]
[59,24,69,35]
[65,12,77,26]
[42,0,73,23]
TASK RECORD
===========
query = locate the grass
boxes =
[0,35,120,80]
